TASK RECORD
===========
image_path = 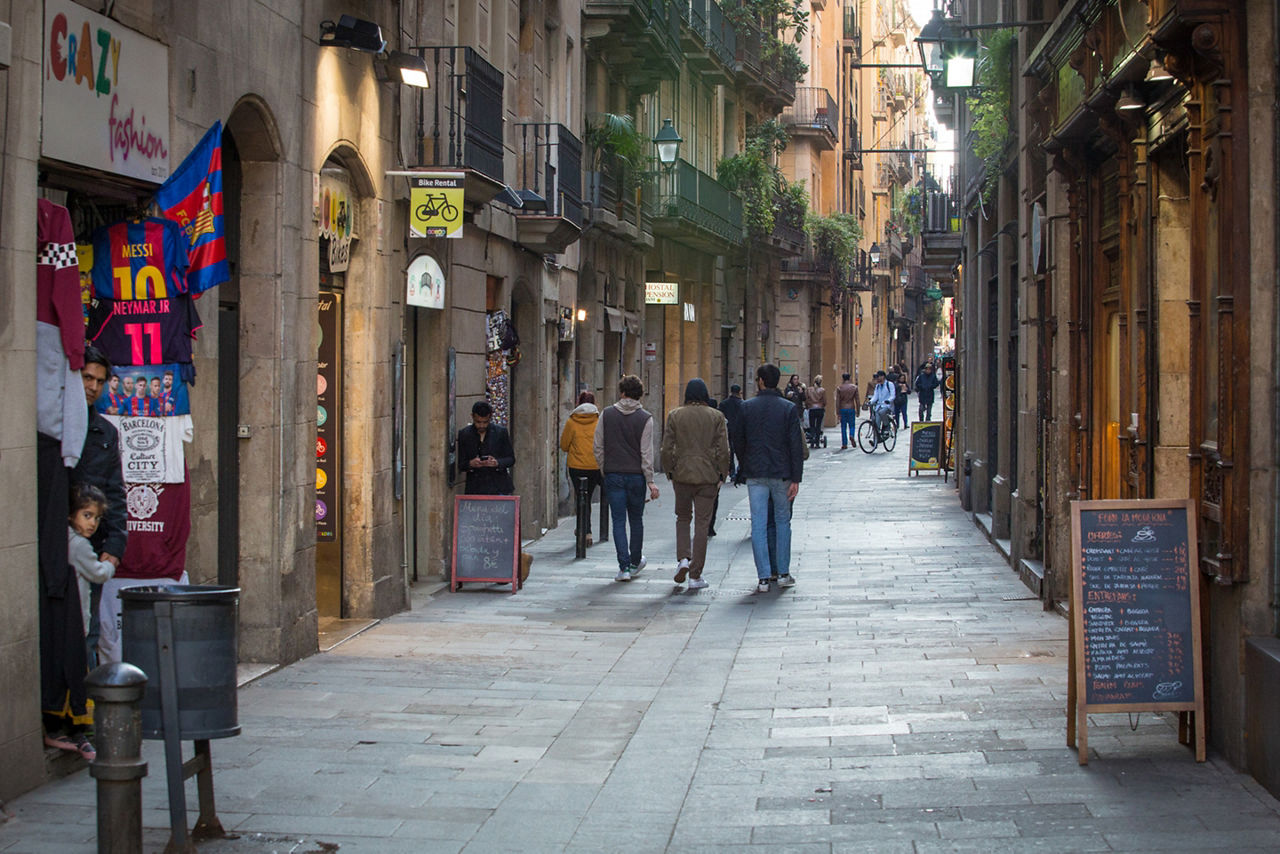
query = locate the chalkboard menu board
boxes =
[908,422,943,474]
[452,495,520,593]
[1068,499,1204,763]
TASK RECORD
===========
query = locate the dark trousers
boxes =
[895,398,909,429]
[604,472,646,570]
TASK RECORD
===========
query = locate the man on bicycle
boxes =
[868,370,896,436]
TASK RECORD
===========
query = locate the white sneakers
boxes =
[674,558,692,584]
[778,574,796,588]
[688,578,708,590]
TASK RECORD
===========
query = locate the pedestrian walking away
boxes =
[731,363,805,592]
[804,375,827,448]
[914,361,940,422]
[660,378,730,589]
[834,372,860,449]
[594,375,659,581]
[560,390,601,544]
[457,400,516,495]
[718,383,745,479]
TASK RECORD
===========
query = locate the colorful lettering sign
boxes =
[42,0,170,181]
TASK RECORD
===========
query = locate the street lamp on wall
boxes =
[869,242,882,266]
[653,119,683,169]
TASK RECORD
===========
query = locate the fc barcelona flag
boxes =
[154,122,229,295]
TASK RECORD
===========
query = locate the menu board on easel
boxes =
[940,357,956,479]
[1068,499,1204,764]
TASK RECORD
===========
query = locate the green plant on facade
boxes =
[726,0,810,84]
[717,118,798,236]
[892,186,923,239]
[805,211,862,308]
[584,112,651,189]
[965,28,1015,204]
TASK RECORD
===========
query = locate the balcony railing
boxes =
[923,191,959,233]
[514,123,584,227]
[415,47,504,182]
[585,150,643,234]
[648,158,743,248]
[682,0,736,73]
[584,0,682,91]
[783,87,838,140]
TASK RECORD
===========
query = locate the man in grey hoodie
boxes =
[594,375,659,582]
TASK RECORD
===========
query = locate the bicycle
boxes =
[857,405,897,453]
[415,192,460,223]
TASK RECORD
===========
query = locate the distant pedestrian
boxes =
[718,384,745,478]
[784,374,806,421]
[457,400,515,495]
[914,362,940,421]
[660,379,730,589]
[731,364,805,592]
[594,375,659,582]
[834,373,860,449]
[888,364,909,430]
[804,375,827,447]
[560,391,601,544]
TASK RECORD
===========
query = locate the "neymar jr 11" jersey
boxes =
[87,294,202,372]
[91,218,190,301]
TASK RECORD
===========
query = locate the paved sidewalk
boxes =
[3,421,1280,853]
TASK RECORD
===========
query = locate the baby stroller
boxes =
[805,415,828,449]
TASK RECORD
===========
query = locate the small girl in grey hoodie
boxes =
[68,482,116,636]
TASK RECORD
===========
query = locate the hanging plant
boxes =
[717,119,791,236]
[726,0,809,84]
[965,28,1016,204]
[806,211,862,307]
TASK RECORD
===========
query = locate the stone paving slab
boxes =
[3,422,1280,852]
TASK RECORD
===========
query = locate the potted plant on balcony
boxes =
[727,0,809,84]
[717,118,790,236]
[806,211,862,310]
[584,113,651,208]
[965,28,1016,204]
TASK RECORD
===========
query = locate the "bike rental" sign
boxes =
[409,173,465,238]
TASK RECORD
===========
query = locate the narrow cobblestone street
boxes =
[4,422,1280,853]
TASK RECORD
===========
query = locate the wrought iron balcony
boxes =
[513,123,584,254]
[412,47,506,204]
[680,0,736,84]
[584,0,682,93]
[920,190,962,283]
[647,159,743,251]
[842,7,860,54]
[584,150,647,244]
[782,87,837,150]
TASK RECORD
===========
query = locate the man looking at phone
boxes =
[457,400,515,495]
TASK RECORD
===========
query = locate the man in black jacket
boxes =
[731,364,805,593]
[718,384,744,479]
[456,401,516,495]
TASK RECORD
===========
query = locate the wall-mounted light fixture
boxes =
[869,242,882,266]
[319,16,386,53]
[375,50,430,87]
[1145,54,1173,83]
[653,119,683,169]
[576,308,588,323]
[1115,86,1145,112]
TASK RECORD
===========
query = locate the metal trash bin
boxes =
[120,584,241,740]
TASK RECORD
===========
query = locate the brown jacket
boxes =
[835,381,860,410]
[660,402,730,485]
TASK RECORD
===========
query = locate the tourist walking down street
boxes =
[888,364,910,430]
[784,373,806,422]
[457,400,516,495]
[594,375,659,582]
[660,378,730,589]
[560,391,602,544]
[731,364,805,592]
[804,375,826,448]
[914,361,940,421]
[834,373,860,449]
[718,384,745,479]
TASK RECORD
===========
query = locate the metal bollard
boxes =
[85,663,149,854]
[598,481,609,543]
[575,477,589,559]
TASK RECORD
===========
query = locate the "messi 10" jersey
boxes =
[91,218,190,300]
[87,294,203,372]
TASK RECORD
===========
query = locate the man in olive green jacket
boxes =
[660,378,731,589]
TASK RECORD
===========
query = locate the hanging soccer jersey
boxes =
[90,218,190,300]
[86,294,202,375]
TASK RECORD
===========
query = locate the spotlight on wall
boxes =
[375,50,430,87]
[576,308,588,323]
[1115,86,1145,112]
[319,16,386,53]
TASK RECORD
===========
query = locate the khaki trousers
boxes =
[673,481,720,576]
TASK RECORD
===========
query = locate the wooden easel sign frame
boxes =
[451,495,521,593]
[1068,498,1205,764]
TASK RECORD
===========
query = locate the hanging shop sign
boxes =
[318,167,357,273]
[42,0,171,182]
[645,281,678,305]
[406,254,446,309]
[409,173,465,238]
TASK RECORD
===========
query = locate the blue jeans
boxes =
[838,408,857,447]
[747,478,792,580]
[605,472,646,569]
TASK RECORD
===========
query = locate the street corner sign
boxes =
[409,173,465,238]
[406,254,446,309]
[645,281,678,305]
[42,0,171,182]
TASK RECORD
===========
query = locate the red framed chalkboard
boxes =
[1068,499,1204,764]
[451,495,520,593]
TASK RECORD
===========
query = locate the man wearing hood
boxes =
[594,375,660,582]
[560,391,602,544]
[660,379,730,589]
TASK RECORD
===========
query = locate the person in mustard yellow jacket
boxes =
[560,391,601,544]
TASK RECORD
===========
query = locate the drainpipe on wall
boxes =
[1272,0,1280,638]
